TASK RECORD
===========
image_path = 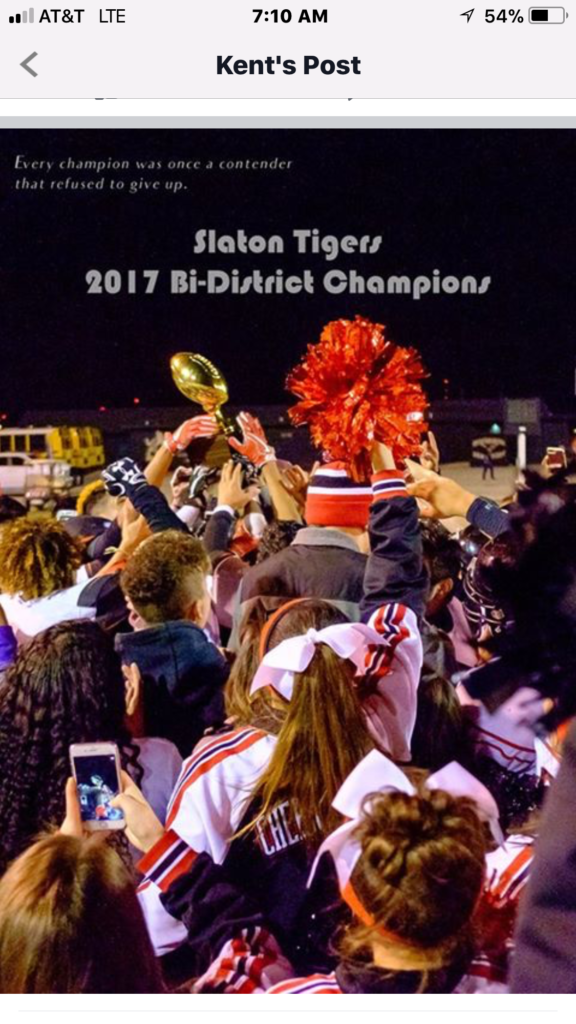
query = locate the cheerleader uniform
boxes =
[138,471,425,959]
[192,929,469,994]
[188,837,535,995]
[456,834,534,993]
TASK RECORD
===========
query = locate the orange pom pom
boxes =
[287,316,428,478]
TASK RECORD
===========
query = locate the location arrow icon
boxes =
[461,9,475,22]
[20,52,38,77]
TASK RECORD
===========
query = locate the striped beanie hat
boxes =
[305,462,372,529]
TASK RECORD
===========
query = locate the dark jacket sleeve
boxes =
[160,852,266,978]
[204,509,235,559]
[78,488,186,618]
[360,472,427,622]
[511,719,576,993]
[467,497,511,539]
[128,482,189,535]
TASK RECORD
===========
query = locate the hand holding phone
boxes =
[110,770,165,852]
[546,447,567,472]
[69,742,125,831]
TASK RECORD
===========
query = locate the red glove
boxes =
[164,414,218,455]
[228,412,276,468]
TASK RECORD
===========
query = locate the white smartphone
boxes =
[69,742,125,831]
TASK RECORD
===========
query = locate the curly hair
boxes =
[121,529,210,623]
[0,517,82,600]
[0,621,141,874]
[341,788,486,970]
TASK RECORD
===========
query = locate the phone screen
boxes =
[547,449,567,470]
[72,753,124,824]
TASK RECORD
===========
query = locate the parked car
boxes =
[0,453,73,507]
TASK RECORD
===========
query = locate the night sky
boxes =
[1,128,576,415]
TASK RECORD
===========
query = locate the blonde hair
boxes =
[76,479,107,515]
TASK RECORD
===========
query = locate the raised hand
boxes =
[279,463,316,512]
[406,460,475,520]
[370,442,396,473]
[217,460,260,512]
[164,414,219,455]
[228,411,275,468]
[102,457,147,498]
[419,430,440,473]
[169,466,193,508]
[188,464,218,501]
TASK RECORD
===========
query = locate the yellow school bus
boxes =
[0,426,105,470]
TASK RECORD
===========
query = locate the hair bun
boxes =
[347,787,487,953]
[357,787,483,887]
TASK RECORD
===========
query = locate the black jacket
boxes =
[237,526,367,632]
[360,492,426,623]
[163,833,343,979]
[163,850,463,992]
[115,621,229,756]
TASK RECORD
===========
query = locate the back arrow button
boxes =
[20,52,39,77]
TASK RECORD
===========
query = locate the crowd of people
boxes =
[0,405,576,995]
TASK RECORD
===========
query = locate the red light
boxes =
[133,397,141,405]
[99,405,107,412]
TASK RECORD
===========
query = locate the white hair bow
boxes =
[250,623,389,702]
[308,749,503,897]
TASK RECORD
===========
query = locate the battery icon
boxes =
[529,7,567,21]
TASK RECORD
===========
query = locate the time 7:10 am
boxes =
[253,9,328,22]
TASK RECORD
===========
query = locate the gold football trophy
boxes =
[170,352,233,435]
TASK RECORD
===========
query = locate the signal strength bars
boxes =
[9,8,34,22]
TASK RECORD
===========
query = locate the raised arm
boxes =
[261,461,303,523]
[144,414,218,489]
[229,411,302,523]
[203,461,260,558]
[359,443,426,762]
[406,461,510,539]
[102,458,189,534]
[361,443,428,623]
